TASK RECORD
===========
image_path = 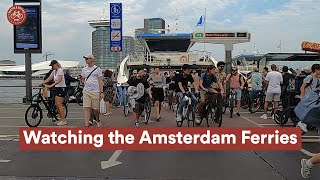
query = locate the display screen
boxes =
[205,33,235,37]
[14,5,42,53]
[237,33,247,37]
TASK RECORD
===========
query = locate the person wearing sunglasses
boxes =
[81,54,104,127]
[216,61,227,92]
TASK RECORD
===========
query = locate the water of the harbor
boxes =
[0,79,42,103]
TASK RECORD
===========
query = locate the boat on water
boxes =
[117,33,217,84]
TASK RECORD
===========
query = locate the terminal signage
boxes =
[301,41,320,53]
[110,3,122,52]
[13,4,42,54]
[205,33,235,37]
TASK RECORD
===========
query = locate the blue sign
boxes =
[110,3,122,52]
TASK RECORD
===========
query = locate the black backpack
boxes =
[286,75,296,92]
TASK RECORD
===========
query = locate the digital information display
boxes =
[205,33,235,37]
[14,5,42,53]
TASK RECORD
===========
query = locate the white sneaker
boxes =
[57,121,67,126]
[176,114,182,122]
[260,114,267,119]
[96,120,102,128]
[297,121,308,133]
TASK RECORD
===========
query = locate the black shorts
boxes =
[55,87,66,97]
[152,87,164,102]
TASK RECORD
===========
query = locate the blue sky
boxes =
[0,0,319,66]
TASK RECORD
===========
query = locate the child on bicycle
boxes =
[197,65,224,124]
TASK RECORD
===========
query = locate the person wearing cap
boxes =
[40,60,67,126]
[260,64,283,120]
[226,66,244,116]
[175,64,199,122]
[81,54,104,127]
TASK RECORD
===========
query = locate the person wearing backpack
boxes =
[281,66,296,109]
[81,54,104,127]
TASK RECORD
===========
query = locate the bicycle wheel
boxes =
[249,95,261,113]
[53,103,68,121]
[280,107,298,127]
[187,107,195,127]
[75,91,83,106]
[229,96,234,118]
[25,105,43,127]
[144,100,151,124]
[241,93,249,109]
[273,110,281,124]
[222,96,228,114]
[206,108,214,127]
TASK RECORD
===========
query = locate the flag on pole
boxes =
[196,15,205,26]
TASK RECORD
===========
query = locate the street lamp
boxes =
[43,52,55,61]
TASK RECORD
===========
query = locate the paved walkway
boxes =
[0,103,319,179]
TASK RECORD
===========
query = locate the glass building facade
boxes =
[92,27,134,70]
[144,18,165,34]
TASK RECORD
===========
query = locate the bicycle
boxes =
[196,90,223,127]
[25,87,68,127]
[144,95,152,124]
[167,90,175,112]
[74,81,83,106]
[224,89,237,118]
[176,92,196,127]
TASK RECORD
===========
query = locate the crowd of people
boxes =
[38,54,320,179]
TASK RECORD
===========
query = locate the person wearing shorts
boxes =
[41,60,67,126]
[226,66,244,116]
[261,64,283,119]
[81,54,104,127]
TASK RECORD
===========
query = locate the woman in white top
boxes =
[41,60,67,126]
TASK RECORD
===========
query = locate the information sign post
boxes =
[110,3,122,52]
[9,0,42,103]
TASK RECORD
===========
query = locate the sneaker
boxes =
[195,116,201,124]
[260,114,267,119]
[176,114,182,122]
[301,159,311,179]
[297,121,308,133]
[236,112,240,116]
[135,121,139,128]
[57,121,67,126]
[89,120,93,126]
[96,120,102,128]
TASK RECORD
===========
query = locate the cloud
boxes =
[0,0,319,67]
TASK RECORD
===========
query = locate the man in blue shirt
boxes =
[197,65,224,124]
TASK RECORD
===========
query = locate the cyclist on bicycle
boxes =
[166,70,177,104]
[197,65,224,123]
[216,61,227,90]
[175,64,199,122]
[127,69,152,127]
[226,66,245,116]
[40,60,67,126]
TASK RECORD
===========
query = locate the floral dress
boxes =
[103,77,114,102]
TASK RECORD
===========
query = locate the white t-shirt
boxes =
[81,65,103,93]
[50,68,66,87]
[265,71,283,93]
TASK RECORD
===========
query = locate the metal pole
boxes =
[25,53,32,103]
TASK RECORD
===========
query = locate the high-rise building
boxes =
[144,18,165,34]
[134,28,145,53]
[88,19,134,70]
[89,19,112,69]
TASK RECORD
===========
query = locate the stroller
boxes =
[294,87,320,134]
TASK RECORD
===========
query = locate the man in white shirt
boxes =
[261,64,283,119]
[81,54,104,127]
